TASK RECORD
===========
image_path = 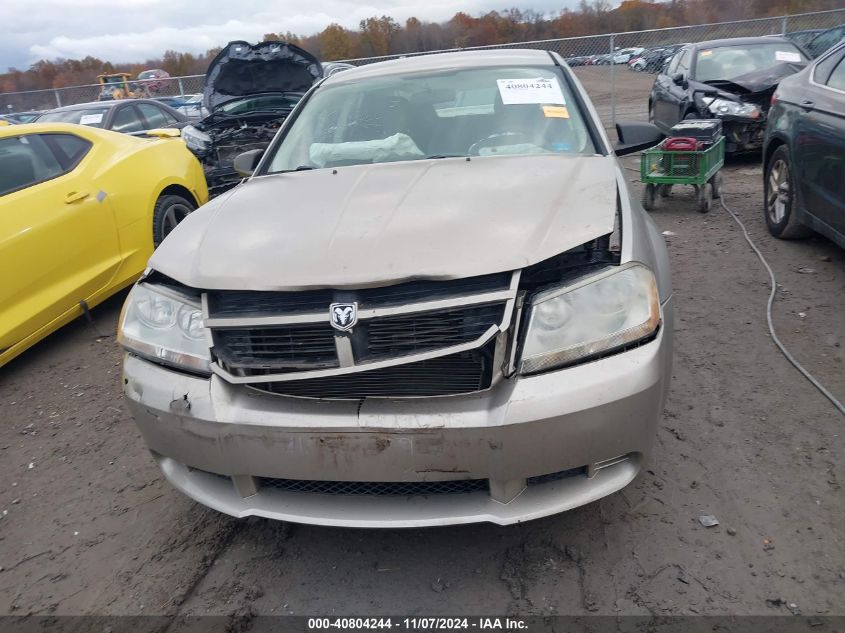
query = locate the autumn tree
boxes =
[359,16,400,56]
[318,23,359,60]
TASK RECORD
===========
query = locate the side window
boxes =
[111,106,145,133]
[813,50,842,84]
[826,56,845,91]
[675,50,691,77]
[136,103,170,128]
[667,48,684,75]
[42,133,93,170]
[161,109,179,125]
[0,134,65,196]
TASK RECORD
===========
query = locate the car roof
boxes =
[43,98,175,113]
[689,36,796,49]
[323,49,556,85]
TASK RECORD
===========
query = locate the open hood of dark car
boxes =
[703,61,806,95]
[203,41,322,112]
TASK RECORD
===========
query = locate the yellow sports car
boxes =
[0,122,208,368]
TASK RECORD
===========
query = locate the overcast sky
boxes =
[1,0,586,71]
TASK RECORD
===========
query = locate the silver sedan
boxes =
[120,49,673,527]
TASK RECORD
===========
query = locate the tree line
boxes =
[1,0,838,94]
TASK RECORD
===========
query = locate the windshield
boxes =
[265,65,596,173]
[217,93,303,115]
[37,107,109,127]
[695,43,807,82]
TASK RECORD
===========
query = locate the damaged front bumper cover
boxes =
[717,116,767,153]
[123,300,672,528]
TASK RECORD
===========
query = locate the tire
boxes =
[153,194,196,247]
[764,145,812,239]
[697,183,712,213]
[648,101,655,123]
[642,184,658,211]
[710,172,723,199]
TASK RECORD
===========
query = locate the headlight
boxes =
[118,283,210,374]
[519,263,660,375]
[181,124,211,154]
[707,98,761,119]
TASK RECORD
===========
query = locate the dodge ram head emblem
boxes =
[330,303,358,331]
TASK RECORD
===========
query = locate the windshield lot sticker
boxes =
[775,51,802,63]
[700,50,713,57]
[497,78,565,105]
[79,113,104,125]
[542,105,570,118]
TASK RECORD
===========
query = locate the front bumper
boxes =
[718,117,766,152]
[123,298,673,527]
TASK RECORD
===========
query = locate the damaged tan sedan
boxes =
[120,50,673,527]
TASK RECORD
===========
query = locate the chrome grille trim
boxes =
[206,271,520,386]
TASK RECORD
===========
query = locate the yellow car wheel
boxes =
[153,194,196,247]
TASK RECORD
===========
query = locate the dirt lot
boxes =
[1,65,843,622]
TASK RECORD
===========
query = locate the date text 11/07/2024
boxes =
[307,618,529,630]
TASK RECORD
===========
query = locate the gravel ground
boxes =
[0,65,843,621]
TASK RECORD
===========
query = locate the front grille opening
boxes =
[258,477,488,496]
[358,303,505,362]
[527,466,587,486]
[252,341,496,399]
[188,465,589,499]
[213,323,338,372]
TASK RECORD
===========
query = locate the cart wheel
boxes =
[710,172,723,199]
[697,183,713,213]
[658,184,673,198]
[642,184,658,211]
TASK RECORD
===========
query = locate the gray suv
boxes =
[119,50,673,527]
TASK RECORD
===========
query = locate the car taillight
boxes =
[771,92,779,106]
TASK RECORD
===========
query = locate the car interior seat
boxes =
[0,150,36,194]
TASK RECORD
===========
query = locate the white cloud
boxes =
[2,0,582,70]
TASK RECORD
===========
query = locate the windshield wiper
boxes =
[278,165,315,173]
[425,154,468,160]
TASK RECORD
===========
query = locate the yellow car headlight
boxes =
[520,263,660,375]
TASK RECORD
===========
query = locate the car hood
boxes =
[150,155,619,291]
[203,40,322,112]
[703,61,806,96]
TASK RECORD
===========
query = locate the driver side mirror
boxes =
[614,121,664,156]
[671,72,687,88]
[233,149,264,178]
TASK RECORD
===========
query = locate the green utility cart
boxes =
[640,136,725,213]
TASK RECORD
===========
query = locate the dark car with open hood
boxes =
[648,37,809,153]
[180,40,323,197]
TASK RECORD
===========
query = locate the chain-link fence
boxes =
[337,8,845,131]
[2,7,844,128]
[0,75,205,115]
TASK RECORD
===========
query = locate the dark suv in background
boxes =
[763,42,845,248]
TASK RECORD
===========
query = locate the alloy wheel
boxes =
[767,158,790,223]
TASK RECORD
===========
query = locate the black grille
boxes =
[360,303,505,361]
[192,465,587,498]
[213,324,337,371]
[253,344,495,399]
[206,272,511,318]
[258,477,488,496]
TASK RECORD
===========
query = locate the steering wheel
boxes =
[468,132,529,156]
